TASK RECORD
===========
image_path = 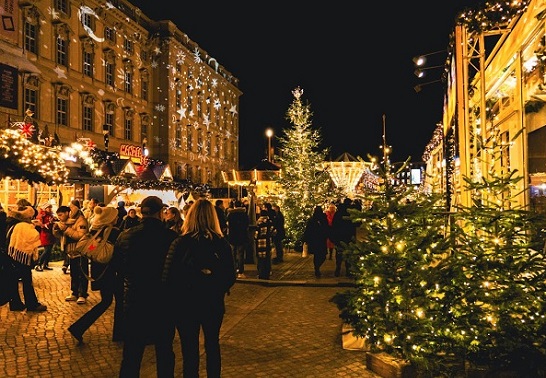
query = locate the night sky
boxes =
[131,0,484,169]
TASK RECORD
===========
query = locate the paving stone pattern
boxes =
[0,252,380,377]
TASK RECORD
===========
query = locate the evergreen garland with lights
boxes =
[0,128,69,185]
[276,87,331,246]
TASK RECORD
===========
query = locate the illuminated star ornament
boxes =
[20,122,35,138]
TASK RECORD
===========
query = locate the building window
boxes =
[197,129,202,153]
[55,0,69,15]
[215,135,221,157]
[124,38,133,55]
[187,86,193,114]
[56,86,70,126]
[83,104,93,131]
[124,118,132,140]
[104,101,115,136]
[56,36,68,67]
[206,132,211,155]
[104,49,115,87]
[24,76,40,118]
[104,27,115,43]
[124,60,133,94]
[105,62,114,86]
[83,50,93,77]
[197,91,203,119]
[81,11,92,31]
[124,109,134,141]
[175,125,182,149]
[140,69,149,101]
[23,7,39,54]
[54,23,70,68]
[186,125,192,152]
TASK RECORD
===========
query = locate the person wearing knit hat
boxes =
[53,201,89,304]
[91,206,118,229]
[34,203,56,272]
[68,205,122,344]
[5,205,47,312]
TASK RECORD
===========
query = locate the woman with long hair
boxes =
[163,198,236,377]
[164,206,184,234]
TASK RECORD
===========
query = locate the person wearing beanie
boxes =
[68,206,123,344]
[115,196,178,376]
[34,203,56,271]
[53,202,89,304]
[5,205,47,311]
[116,201,127,228]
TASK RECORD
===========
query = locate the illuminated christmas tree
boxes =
[332,132,546,375]
[276,87,331,245]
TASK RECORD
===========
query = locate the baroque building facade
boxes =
[0,0,241,188]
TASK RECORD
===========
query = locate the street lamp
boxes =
[265,128,273,162]
[102,124,110,152]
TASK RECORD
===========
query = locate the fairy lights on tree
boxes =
[276,87,331,245]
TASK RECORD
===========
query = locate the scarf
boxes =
[8,221,41,266]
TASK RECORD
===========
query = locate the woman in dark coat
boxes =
[302,205,329,278]
[163,198,236,378]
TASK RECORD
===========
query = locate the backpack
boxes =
[165,235,236,296]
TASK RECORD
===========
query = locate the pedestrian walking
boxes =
[52,201,90,304]
[302,205,329,278]
[254,209,276,280]
[271,204,286,263]
[162,198,236,378]
[325,203,337,260]
[331,198,357,277]
[115,196,178,378]
[214,199,228,236]
[68,206,123,344]
[226,200,250,278]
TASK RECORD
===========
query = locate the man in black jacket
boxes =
[115,196,178,377]
[331,198,357,277]
[227,200,250,278]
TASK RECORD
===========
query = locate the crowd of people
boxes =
[0,193,359,376]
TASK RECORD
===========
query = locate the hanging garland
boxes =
[0,128,69,185]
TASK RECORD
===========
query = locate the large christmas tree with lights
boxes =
[332,140,546,375]
[276,87,331,246]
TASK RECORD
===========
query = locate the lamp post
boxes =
[265,128,273,162]
[102,124,110,152]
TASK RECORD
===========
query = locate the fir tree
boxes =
[276,87,331,246]
[333,130,546,376]
[332,149,451,374]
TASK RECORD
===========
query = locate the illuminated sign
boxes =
[120,144,143,163]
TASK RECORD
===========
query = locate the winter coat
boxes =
[255,215,275,256]
[52,211,88,257]
[226,207,249,246]
[36,209,57,247]
[119,215,140,230]
[162,233,236,314]
[331,204,357,246]
[114,217,178,345]
[302,211,329,257]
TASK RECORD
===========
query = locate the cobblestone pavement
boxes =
[0,252,380,378]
